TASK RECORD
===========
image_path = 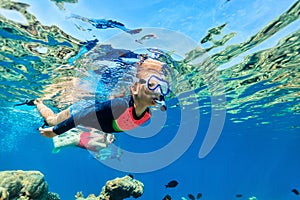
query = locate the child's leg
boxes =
[34,99,71,126]
[88,139,107,151]
[53,131,81,152]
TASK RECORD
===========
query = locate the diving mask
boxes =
[139,75,170,111]
[139,75,170,96]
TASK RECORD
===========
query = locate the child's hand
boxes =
[39,127,57,138]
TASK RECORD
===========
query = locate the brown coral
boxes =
[0,187,9,200]
[99,175,144,200]
[75,175,144,200]
[0,170,54,200]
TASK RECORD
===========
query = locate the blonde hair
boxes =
[136,58,165,79]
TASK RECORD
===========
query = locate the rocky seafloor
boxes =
[0,170,143,200]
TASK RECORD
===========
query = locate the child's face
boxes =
[137,74,165,106]
[135,58,170,106]
[139,85,159,106]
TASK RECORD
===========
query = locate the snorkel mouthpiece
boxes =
[155,95,167,111]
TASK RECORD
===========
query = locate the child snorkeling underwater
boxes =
[20,58,171,138]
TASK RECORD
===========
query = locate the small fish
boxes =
[135,33,157,44]
[292,188,300,195]
[236,194,243,198]
[128,174,134,179]
[165,180,178,188]
[196,193,202,199]
[162,194,172,200]
[188,194,195,200]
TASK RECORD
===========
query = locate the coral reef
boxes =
[0,170,60,200]
[0,187,9,200]
[75,175,144,200]
[46,192,61,200]
[0,171,142,200]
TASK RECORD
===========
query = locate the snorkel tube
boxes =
[155,95,167,111]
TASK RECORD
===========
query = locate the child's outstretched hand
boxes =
[39,127,57,138]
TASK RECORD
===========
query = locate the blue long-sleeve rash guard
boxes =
[52,96,150,135]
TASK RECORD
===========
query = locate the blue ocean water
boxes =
[0,0,299,200]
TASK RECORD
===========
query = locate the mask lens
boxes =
[147,80,157,90]
[159,82,169,95]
